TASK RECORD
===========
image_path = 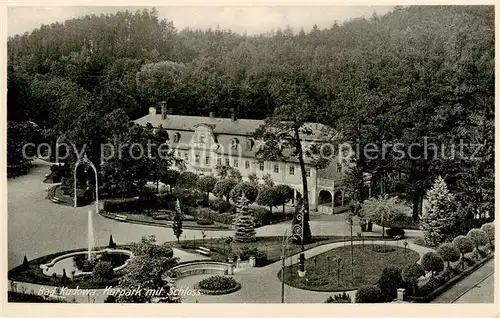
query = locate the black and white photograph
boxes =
[4,3,495,308]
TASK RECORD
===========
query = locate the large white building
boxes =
[134,105,349,213]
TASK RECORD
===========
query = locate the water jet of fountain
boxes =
[88,209,94,260]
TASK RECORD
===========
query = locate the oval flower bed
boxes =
[280,244,420,292]
[194,275,241,295]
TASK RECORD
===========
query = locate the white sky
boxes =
[7,6,395,37]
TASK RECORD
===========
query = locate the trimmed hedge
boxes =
[103,198,139,213]
[199,208,235,225]
[196,219,214,225]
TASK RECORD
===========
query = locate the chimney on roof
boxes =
[231,112,237,122]
[160,101,167,120]
[209,111,215,119]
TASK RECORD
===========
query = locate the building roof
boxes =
[133,114,329,140]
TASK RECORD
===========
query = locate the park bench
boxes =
[196,246,211,256]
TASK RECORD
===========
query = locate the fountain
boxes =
[40,211,134,278]
[88,209,94,260]
[39,158,134,278]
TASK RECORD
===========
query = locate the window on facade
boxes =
[205,156,210,165]
[289,166,295,175]
[199,135,205,143]
[274,164,279,173]
[336,163,343,173]
[233,159,238,168]
[184,152,188,161]
[259,162,264,171]
[217,158,222,165]
[245,161,250,169]
[195,153,200,164]
[225,158,230,166]
[306,168,311,177]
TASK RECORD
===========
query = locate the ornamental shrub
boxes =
[209,198,233,214]
[172,188,204,207]
[325,292,352,303]
[401,263,425,296]
[421,252,444,277]
[452,235,474,258]
[386,227,405,239]
[237,247,267,266]
[198,275,237,291]
[177,171,199,189]
[437,243,460,267]
[92,261,114,282]
[467,229,489,259]
[467,229,489,249]
[252,207,274,227]
[230,182,259,204]
[481,223,495,250]
[355,285,384,303]
[377,266,404,302]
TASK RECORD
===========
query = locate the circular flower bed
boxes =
[194,275,241,295]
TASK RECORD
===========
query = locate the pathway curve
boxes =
[174,240,434,303]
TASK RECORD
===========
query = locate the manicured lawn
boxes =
[281,244,420,292]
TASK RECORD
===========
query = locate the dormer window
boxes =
[173,132,181,143]
[231,138,240,150]
[247,138,255,151]
[199,135,205,143]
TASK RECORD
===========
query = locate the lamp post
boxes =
[281,230,296,303]
[293,206,306,278]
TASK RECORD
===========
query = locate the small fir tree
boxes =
[108,235,116,249]
[22,255,29,268]
[62,268,68,282]
[233,192,257,243]
[172,200,183,243]
[420,176,456,246]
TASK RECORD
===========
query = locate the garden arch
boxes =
[73,156,98,212]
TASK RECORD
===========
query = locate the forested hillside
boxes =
[7,6,494,226]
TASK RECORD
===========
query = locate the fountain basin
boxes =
[40,248,134,278]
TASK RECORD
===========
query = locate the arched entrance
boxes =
[318,189,333,205]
